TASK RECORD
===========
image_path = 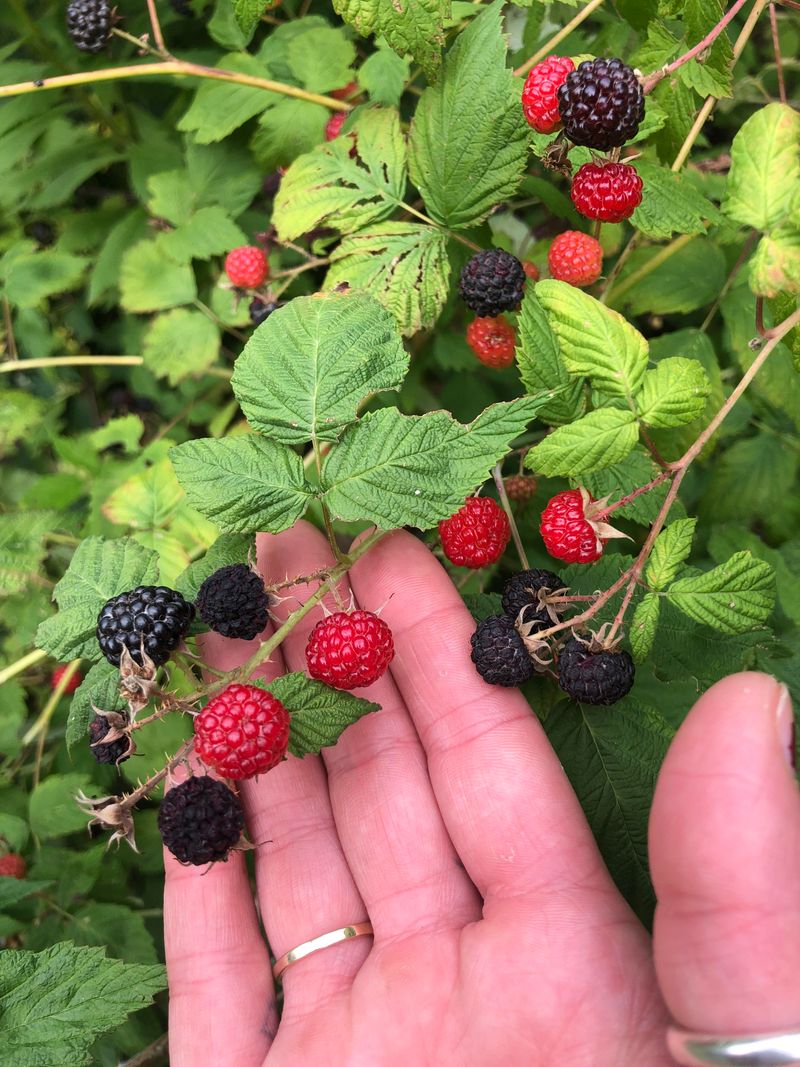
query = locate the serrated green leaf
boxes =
[700,433,798,526]
[4,250,87,308]
[65,660,125,751]
[142,309,220,385]
[0,391,46,459]
[408,2,527,230]
[324,223,450,336]
[231,0,266,35]
[0,942,165,1066]
[333,0,449,80]
[178,54,277,144]
[358,43,410,106]
[462,592,503,621]
[667,551,776,633]
[646,518,697,591]
[724,103,800,231]
[102,459,184,529]
[119,240,196,313]
[526,408,639,477]
[322,396,549,529]
[536,279,649,400]
[630,594,660,663]
[286,26,356,92]
[251,98,328,171]
[175,533,254,602]
[515,289,586,426]
[631,161,720,240]
[170,436,312,533]
[158,207,246,264]
[274,107,406,240]
[232,290,408,444]
[637,356,711,428]
[265,672,379,757]
[88,415,144,455]
[0,879,53,914]
[28,774,94,839]
[0,511,57,597]
[750,230,800,298]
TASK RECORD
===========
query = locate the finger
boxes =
[349,529,614,905]
[650,672,800,1032]
[266,521,482,942]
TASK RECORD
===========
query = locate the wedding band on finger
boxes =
[272,921,374,981]
[667,1026,800,1065]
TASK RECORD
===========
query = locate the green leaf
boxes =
[515,289,586,426]
[119,240,196,313]
[146,170,192,226]
[646,518,697,591]
[0,391,46,458]
[525,408,639,477]
[678,0,733,98]
[286,26,356,92]
[700,433,799,526]
[724,103,800,231]
[232,290,408,444]
[158,207,247,264]
[667,552,776,633]
[274,107,406,240]
[233,0,273,35]
[102,459,184,529]
[631,160,720,240]
[142,309,220,385]
[0,880,53,914]
[265,672,379,757]
[0,942,165,1066]
[0,511,57,597]
[0,681,26,759]
[170,436,313,534]
[3,250,87,308]
[325,223,450,336]
[178,54,277,144]
[321,396,552,529]
[615,238,726,316]
[175,534,254,602]
[750,230,800,298]
[630,594,661,663]
[358,43,410,106]
[28,774,94,839]
[251,98,328,171]
[332,0,449,80]
[462,591,503,621]
[536,280,649,400]
[66,659,125,751]
[637,356,711,428]
[408,2,527,230]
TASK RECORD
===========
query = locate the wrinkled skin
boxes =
[164,524,800,1067]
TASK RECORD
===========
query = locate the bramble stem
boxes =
[493,463,530,570]
[0,648,47,686]
[593,471,673,521]
[514,0,607,78]
[641,0,751,94]
[0,355,142,373]
[769,4,788,104]
[145,0,169,56]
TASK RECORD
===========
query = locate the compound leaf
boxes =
[526,408,639,477]
[637,356,712,428]
[666,551,776,633]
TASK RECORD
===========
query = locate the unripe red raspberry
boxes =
[51,664,82,694]
[504,475,537,503]
[548,231,603,288]
[466,316,516,369]
[540,488,604,564]
[0,853,26,879]
[439,497,510,569]
[571,161,643,223]
[521,56,575,134]
[194,683,290,780]
[225,246,268,289]
[330,81,358,100]
[306,610,394,691]
[522,260,540,282]
[325,112,347,140]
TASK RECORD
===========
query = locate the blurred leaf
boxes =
[29,775,94,839]
[119,240,197,313]
[142,309,220,385]
[724,103,800,231]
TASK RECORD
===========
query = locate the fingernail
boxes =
[774,682,796,771]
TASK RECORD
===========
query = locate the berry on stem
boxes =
[96,586,194,667]
[502,568,566,627]
[196,563,269,641]
[89,714,132,766]
[194,683,290,780]
[0,854,26,879]
[540,488,614,564]
[557,58,645,152]
[459,250,526,318]
[439,497,511,569]
[548,231,603,288]
[225,246,269,289]
[325,112,347,141]
[504,475,538,503]
[521,56,575,134]
[466,316,516,369]
[330,81,358,100]
[571,162,643,223]
[51,664,82,694]
[66,0,112,53]
[558,638,635,705]
[158,776,245,866]
[471,614,533,687]
[306,610,394,690]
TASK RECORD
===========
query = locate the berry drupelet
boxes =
[502,568,566,628]
[96,586,195,667]
[89,714,132,766]
[158,776,245,866]
[570,162,643,223]
[471,614,533,687]
[306,610,394,690]
[521,56,575,134]
[466,316,517,369]
[66,0,112,53]
[558,639,635,705]
[439,497,510,569]
[557,58,645,152]
[194,683,289,780]
[195,563,269,641]
[548,231,603,288]
[459,250,526,318]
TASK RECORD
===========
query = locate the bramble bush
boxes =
[0,0,798,1061]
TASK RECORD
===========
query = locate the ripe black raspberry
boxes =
[249,299,283,326]
[502,569,566,628]
[89,714,131,766]
[470,614,533,687]
[558,638,635,706]
[459,250,526,318]
[557,58,644,152]
[195,563,269,641]
[96,586,195,667]
[66,0,112,53]
[158,776,244,866]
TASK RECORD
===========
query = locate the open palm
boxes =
[164,523,800,1067]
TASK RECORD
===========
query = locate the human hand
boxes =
[163,522,800,1067]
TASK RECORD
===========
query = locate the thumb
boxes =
[649,671,800,1032]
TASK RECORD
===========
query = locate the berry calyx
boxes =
[0,853,27,879]
[66,0,112,53]
[195,563,270,641]
[521,56,575,134]
[439,497,511,569]
[502,568,566,628]
[466,316,516,369]
[504,475,538,503]
[540,487,627,564]
[306,610,394,690]
[225,246,269,289]
[89,714,132,766]
[522,260,540,282]
[571,161,643,223]
[471,614,533,687]
[558,638,635,705]
[51,664,82,694]
[325,112,347,141]
[459,249,527,318]
[158,776,245,866]
[548,231,603,288]
[194,683,290,780]
[96,586,195,668]
[557,57,645,152]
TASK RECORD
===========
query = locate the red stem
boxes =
[641,0,751,93]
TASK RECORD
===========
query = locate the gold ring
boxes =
[272,922,373,981]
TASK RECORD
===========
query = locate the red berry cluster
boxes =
[306,610,394,690]
[540,489,604,564]
[194,683,290,780]
[439,497,510,569]
[466,316,516,368]
[571,161,643,223]
[521,56,575,134]
[225,246,269,289]
[548,231,603,288]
